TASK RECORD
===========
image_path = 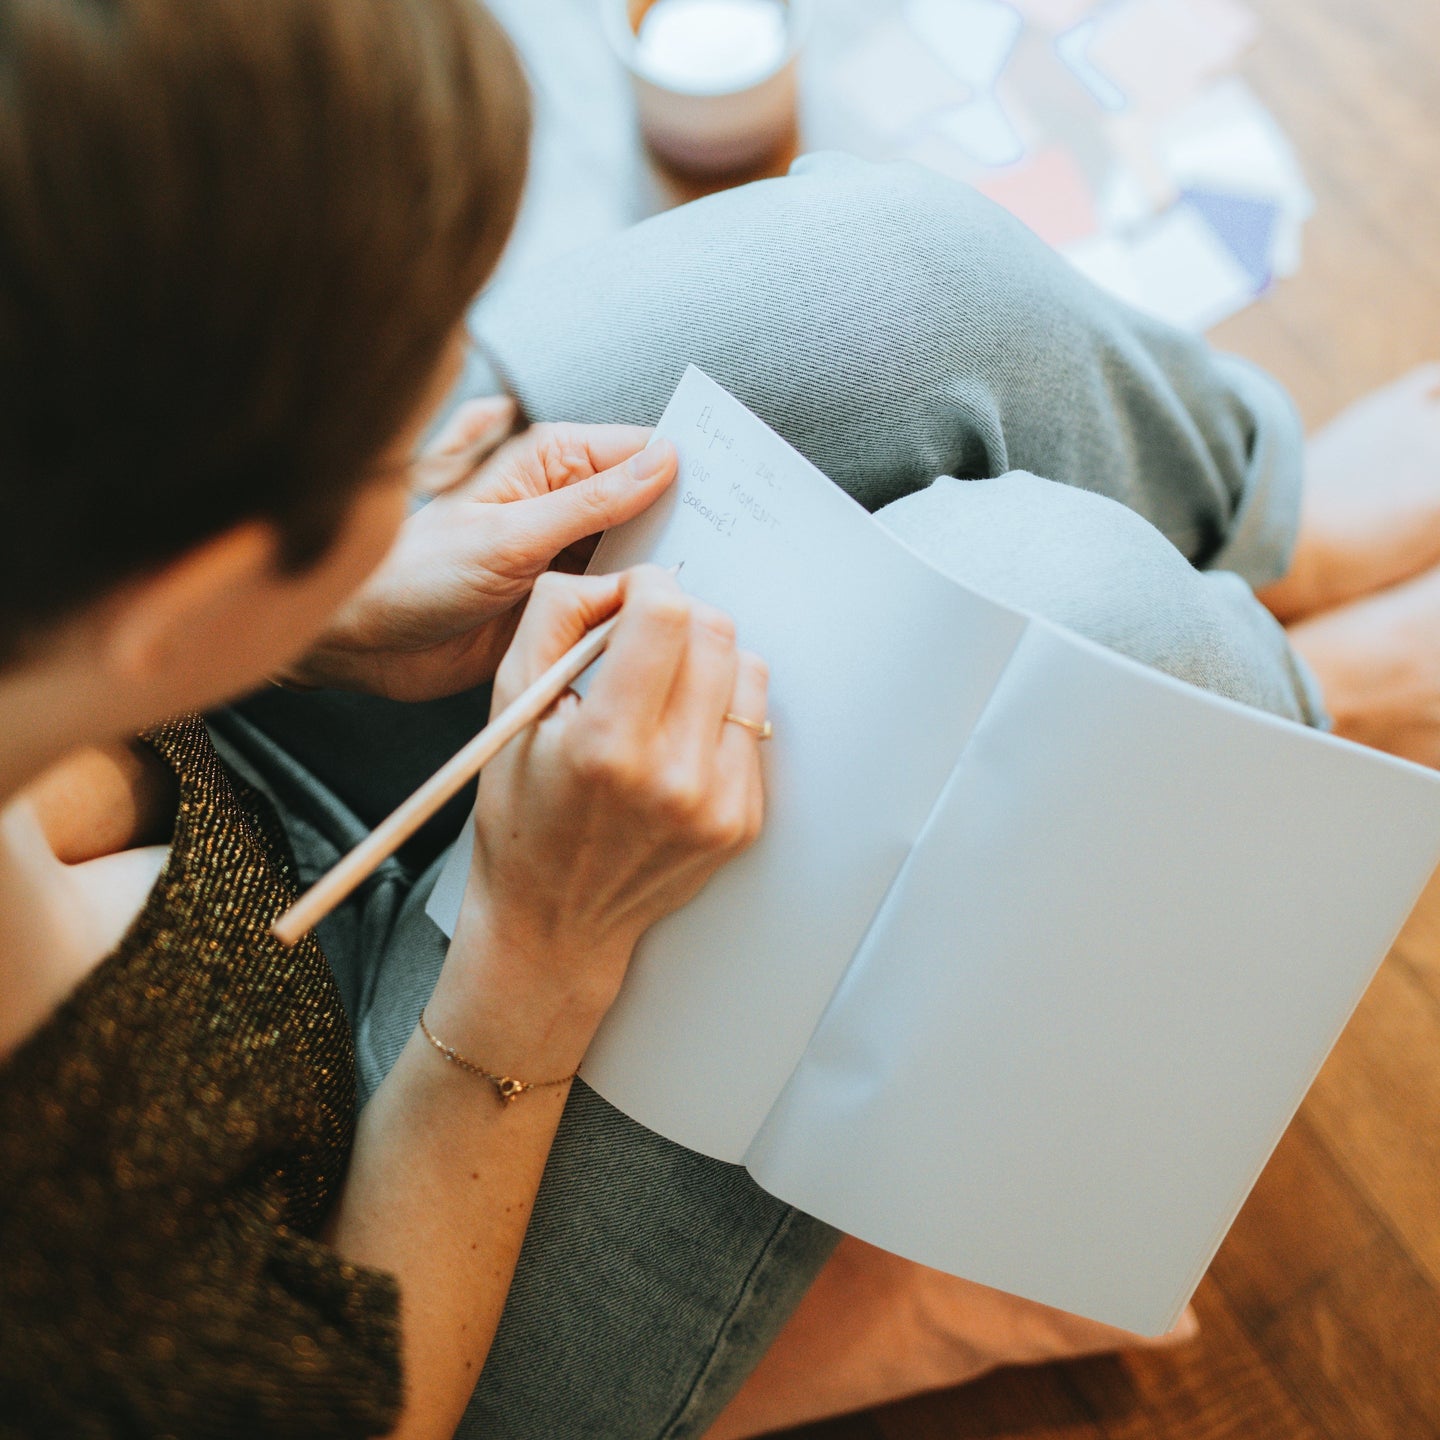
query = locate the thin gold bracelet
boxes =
[418,1009,578,1104]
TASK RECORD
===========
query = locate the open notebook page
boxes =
[744,619,1440,1334]
[428,366,1029,1161]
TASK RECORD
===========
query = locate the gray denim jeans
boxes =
[221,154,1321,1439]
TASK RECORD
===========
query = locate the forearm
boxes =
[324,564,766,1436]
[331,1039,565,1440]
[325,908,609,1440]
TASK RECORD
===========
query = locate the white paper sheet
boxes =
[931,95,1028,167]
[1158,78,1315,219]
[745,621,1440,1333]
[430,367,1029,1161]
[905,0,1024,91]
[1065,205,1257,331]
[830,20,971,140]
[1055,19,1129,112]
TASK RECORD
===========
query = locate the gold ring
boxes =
[724,712,773,740]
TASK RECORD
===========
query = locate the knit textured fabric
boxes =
[0,717,402,1439]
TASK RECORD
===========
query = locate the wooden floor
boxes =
[780,2,1440,1436]
[490,0,1440,1433]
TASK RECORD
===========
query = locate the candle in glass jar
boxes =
[634,0,790,96]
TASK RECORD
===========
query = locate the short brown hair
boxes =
[0,0,529,658]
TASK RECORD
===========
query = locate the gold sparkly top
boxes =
[0,716,403,1438]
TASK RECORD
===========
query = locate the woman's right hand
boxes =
[430,565,769,1069]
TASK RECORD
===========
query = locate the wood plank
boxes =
[1245,1232,1440,1440]
[1245,0,1440,294]
[766,1414,886,1440]
[1213,0,1440,422]
[1303,957,1440,1293]
[1207,1113,1387,1330]
[1387,864,1440,1011]
[1061,1282,1331,1440]
[872,1357,1107,1440]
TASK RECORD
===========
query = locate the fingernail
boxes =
[630,439,675,481]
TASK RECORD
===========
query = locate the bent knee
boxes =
[876,473,1316,720]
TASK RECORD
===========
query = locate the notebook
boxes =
[427,366,1440,1334]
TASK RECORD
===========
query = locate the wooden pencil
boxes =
[271,611,620,947]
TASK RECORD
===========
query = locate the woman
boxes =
[0,3,782,1436]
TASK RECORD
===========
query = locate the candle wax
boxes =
[635,0,789,96]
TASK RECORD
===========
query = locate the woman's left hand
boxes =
[285,399,678,700]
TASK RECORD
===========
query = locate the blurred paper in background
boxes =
[481,0,1312,335]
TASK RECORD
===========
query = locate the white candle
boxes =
[635,0,790,96]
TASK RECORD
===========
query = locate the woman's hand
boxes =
[428,565,769,1071]
[289,399,679,700]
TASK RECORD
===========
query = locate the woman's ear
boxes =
[95,521,284,688]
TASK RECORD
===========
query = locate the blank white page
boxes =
[745,620,1440,1332]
